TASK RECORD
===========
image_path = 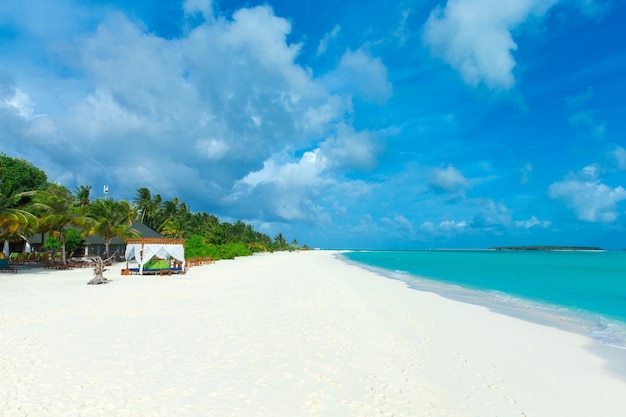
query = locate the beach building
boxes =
[84,221,162,256]
[3,221,161,258]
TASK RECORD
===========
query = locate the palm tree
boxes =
[87,198,141,257]
[32,184,93,265]
[188,212,219,237]
[273,233,287,251]
[73,185,91,209]
[0,190,38,242]
[134,187,152,223]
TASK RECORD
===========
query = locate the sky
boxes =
[1,0,626,249]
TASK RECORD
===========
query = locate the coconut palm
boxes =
[0,191,38,241]
[32,184,93,265]
[133,188,163,231]
[273,233,287,251]
[73,185,91,209]
[87,198,141,257]
[134,187,152,223]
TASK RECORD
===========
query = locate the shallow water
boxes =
[342,250,626,349]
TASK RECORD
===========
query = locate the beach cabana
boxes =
[124,238,185,275]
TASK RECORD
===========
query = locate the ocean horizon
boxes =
[341,250,626,350]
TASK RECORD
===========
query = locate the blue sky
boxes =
[1,0,626,249]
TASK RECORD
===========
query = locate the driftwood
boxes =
[87,255,114,285]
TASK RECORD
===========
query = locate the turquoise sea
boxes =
[342,250,626,349]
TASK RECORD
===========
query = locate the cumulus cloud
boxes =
[419,219,468,235]
[471,200,511,228]
[318,124,384,172]
[423,0,557,90]
[438,219,468,232]
[515,216,552,229]
[428,164,471,194]
[548,168,626,222]
[323,49,393,104]
[2,87,37,119]
[229,122,384,223]
[183,0,214,19]
[2,3,382,223]
[230,150,331,222]
[0,81,59,152]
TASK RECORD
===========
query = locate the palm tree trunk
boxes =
[60,232,67,266]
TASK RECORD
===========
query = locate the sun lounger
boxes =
[126,267,185,276]
[0,259,17,273]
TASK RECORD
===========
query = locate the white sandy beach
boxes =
[1,250,625,417]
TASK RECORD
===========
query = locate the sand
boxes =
[1,250,625,417]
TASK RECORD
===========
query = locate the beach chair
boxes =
[0,258,17,273]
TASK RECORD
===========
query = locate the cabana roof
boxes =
[126,238,185,245]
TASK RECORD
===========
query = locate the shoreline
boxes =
[337,252,626,378]
[2,250,626,416]
[339,252,626,335]
[339,250,626,347]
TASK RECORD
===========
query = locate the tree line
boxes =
[1,153,303,264]
[490,245,604,251]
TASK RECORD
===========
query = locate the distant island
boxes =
[490,245,605,251]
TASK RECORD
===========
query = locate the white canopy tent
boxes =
[124,238,185,275]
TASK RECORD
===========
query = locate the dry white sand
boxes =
[1,250,625,417]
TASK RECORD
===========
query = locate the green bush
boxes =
[184,236,253,260]
[44,236,61,250]
[64,228,84,251]
[215,242,252,259]
[185,235,211,258]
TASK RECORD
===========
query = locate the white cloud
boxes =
[195,138,230,160]
[318,124,384,172]
[2,88,37,119]
[548,176,626,223]
[419,219,468,235]
[317,25,340,55]
[2,3,383,224]
[0,83,59,149]
[429,164,471,193]
[230,150,331,222]
[581,164,601,179]
[382,214,414,233]
[520,163,533,184]
[566,87,593,108]
[324,49,393,104]
[614,146,626,170]
[515,216,552,229]
[350,215,385,236]
[393,10,411,46]
[183,0,214,20]
[569,109,606,138]
[471,200,511,228]
[423,0,557,90]
[229,122,384,222]
[439,219,468,232]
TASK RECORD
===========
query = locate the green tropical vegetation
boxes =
[0,152,303,265]
[490,246,604,251]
